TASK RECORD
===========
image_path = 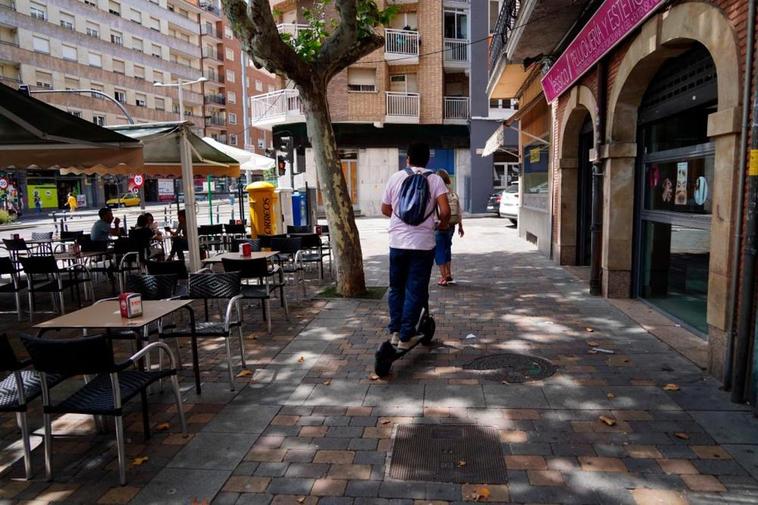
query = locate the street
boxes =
[1,217,757,505]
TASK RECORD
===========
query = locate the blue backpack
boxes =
[395,167,435,226]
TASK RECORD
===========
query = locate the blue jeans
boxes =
[435,227,454,265]
[388,247,435,341]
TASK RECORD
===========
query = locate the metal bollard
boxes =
[216,204,220,224]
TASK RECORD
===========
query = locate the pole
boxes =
[178,80,185,121]
[207,175,213,225]
[28,88,134,124]
[238,179,245,225]
[589,59,608,296]
[179,129,201,272]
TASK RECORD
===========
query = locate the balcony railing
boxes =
[385,29,419,56]
[199,1,220,16]
[444,39,469,63]
[444,96,469,121]
[205,116,226,127]
[277,23,310,39]
[0,0,15,10]
[489,0,521,73]
[386,92,419,120]
[251,89,303,124]
[205,94,225,105]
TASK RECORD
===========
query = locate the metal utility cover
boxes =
[463,353,557,383]
[388,425,507,483]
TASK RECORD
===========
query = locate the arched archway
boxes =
[602,2,741,374]
[557,85,598,265]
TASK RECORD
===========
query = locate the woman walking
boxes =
[435,169,463,286]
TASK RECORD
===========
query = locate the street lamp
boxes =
[153,76,208,121]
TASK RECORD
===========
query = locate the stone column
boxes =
[556,157,578,265]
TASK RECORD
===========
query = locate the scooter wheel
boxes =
[420,316,436,345]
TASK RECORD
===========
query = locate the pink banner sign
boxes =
[541,0,664,103]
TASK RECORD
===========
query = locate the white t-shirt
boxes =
[382,167,448,250]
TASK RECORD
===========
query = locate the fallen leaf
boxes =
[296,497,305,504]
[606,392,615,400]
[322,378,332,385]
[586,327,595,333]
[369,373,380,381]
[471,486,490,502]
[674,432,690,440]
[156,422,171,431]
[599,415,617,426]
[191,499,209,505]
[297,356,305,363]
[131,456,149,466]
[663,383,680,392]
[381,419,392,425]
[236,369,253,378]
[457,460,466,467]
[587,341,600,347]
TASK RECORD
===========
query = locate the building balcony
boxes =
[385,0,417,5]
[384,29,419,66]
[385,91,419,124]
[204,93,225,106]
[277,23,310,39]
[0,0,15,10]
[199,1,221,17]
[443,38,469,70]
[443,0,470,6]
[205,115,226,127]
[251,88,304,128]
[443,96,469,124]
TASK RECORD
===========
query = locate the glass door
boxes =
[637,144,714,335]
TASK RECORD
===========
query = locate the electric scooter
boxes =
[374,307,435,377]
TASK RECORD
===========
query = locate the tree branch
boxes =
[221,0,310,83]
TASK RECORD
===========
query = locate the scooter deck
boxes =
[374,335,434,377]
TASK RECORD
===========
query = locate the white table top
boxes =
[34,299,192,329]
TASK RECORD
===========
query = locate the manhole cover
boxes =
[463,353,557,383]
[388,425,507,483]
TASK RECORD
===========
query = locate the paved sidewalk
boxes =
[2,217,758,505]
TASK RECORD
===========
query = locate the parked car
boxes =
[106,192,141,208]
[499,183,520,225]
[486,190,505,216]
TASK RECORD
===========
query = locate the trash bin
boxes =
[246,182,279,237]
[292,191,308,227]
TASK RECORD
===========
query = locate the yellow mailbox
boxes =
[246,182,279,237]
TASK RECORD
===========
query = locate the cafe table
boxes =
[202,251,280,264]
[34,299,201,394]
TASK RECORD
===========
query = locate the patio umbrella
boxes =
[202,136,253,164]
[0,82,143,170]
[241,153,276,173]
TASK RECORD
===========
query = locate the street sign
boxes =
[0,178,8,190]
[132,174,144,188]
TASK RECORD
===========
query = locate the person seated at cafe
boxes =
[91,207,122,241]
[168,209,188,261]
[130,213,162,261]
[144,212,163,240]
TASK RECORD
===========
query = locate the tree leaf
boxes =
[297,356,305,363]
[585,327,594,332]
[674,432,689,440]
[369,373,380,381]
[131,456,149,466]
[606,392,615,399]
[156,422,171,431]
[457,460,466,467]
[236,369,253,378]
[599,415,616,426]
[663,383,680,391]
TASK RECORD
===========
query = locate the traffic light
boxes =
[280,136,294,164]
[277,156,287,177]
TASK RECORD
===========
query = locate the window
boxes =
[29,2,46,20]
[255,80,262,91]
[153,70,164,83]
[258,138,265,149]
[93,115,105,126]
[347,68,376,92]
[114,89,126,103]
[152,44,161,58]
[226,70,235,83]
[444,9,468,39]
[130,9,142,24]
[227,91,236,104]
[224,26,233,39]
[488,1,500,34]
[132,37,143,52]
[64,77,79,90]
[88,51,102,67]
[268,84,275,93]
[69,110,82,118]
[225,48,234,61]
[135,93,146,107]
[112,59,125,74]
[109,0,121,16]
[110,30,123,45]
[229,134,238,146]
[83,0,97,7]
[86,22,100,38]
[61,44,77,61]
[32,36,50,54]
[228,112,237,125]
[155,97,165,111]
[59,12,75,30]
[149,17,160,31]
[133,65,144,80]
[35,71,52,89]
[91,83,105,99]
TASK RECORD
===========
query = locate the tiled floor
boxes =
[1,217,757,505]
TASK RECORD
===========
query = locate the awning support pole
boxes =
[179,129,201,272]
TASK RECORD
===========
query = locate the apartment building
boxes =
[255,0,517,215]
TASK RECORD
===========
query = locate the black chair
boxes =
[0,257,26,321]
[198,224,224,252]
[31,232,55,255]
[318,224,333,276]
[76,236,109,253]
[271,237,305,296]
[299,233,326,279]
[222,258,288,334]
[3,238,29,268]
[287,225,312,234]
[21,334,186,485]
[60,230,84,242]
[19,256,92,321]
[126,273,178,300]
[229,238,262,253]
[146,260,189,296]
[111,238,144,292]
[224,223,246,239]
[159,272,245,390]
[0,334,65,480]
[258,234,288,249]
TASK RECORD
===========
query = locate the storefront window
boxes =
[522,143,548,195]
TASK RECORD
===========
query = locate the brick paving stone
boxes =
[96,486,141,504]
[285,463,331,478]
[223,476,271,493]
[460,484,509,502]
[630,488,689,505]
[328,464,372,480]
[527,470,564,486]
[235,493,274,505]
[346,480,382,497]
[312,478,348,496]
[314,450,355,464]
[273,415,301,426]
[505,455,547,470]
[271,495,319,505]
[267,477,316,495]
[285,449,318,463]
[657,459,700,475]
[690,445,733,460]
[681,474,728,492]
[248,448,289,463]
[579,456,628,473]
[301,426,329,438]
[627,446,664,459]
